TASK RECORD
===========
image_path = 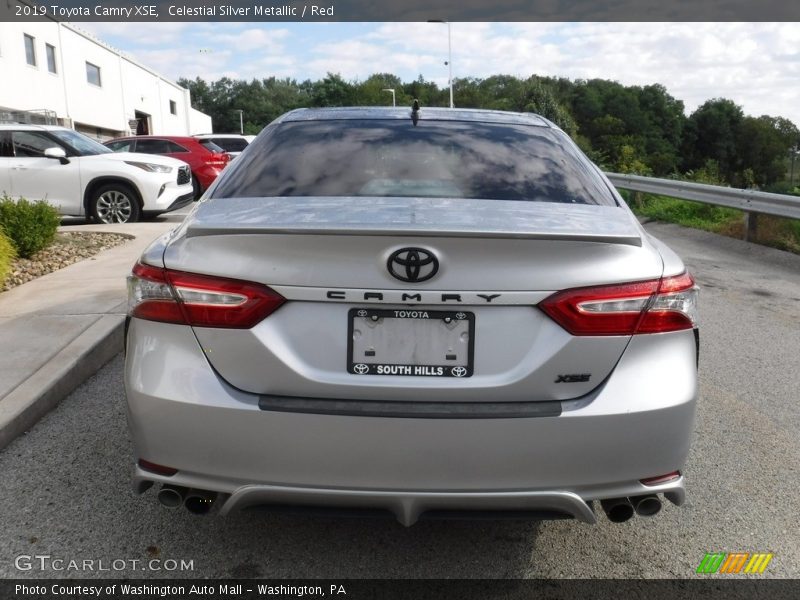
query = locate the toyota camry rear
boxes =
[124,107,698,524]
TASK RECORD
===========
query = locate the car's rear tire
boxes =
[90,183,141,224]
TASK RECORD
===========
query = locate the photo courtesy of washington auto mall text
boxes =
[14,583,346,598]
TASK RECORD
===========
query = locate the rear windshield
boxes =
[212,119,616,205]
[198,140,225,154]
[208,137,249,152]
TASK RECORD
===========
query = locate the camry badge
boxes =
[387,248,439,283]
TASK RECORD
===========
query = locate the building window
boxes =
[86,62,101,86]
[46,44,57,74]
[24,34,36,66]
[169,100,177,116]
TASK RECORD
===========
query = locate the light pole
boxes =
[791,145,799,187]
[234,109,244,135]
[427,20,454,108]
[382,88,396,107]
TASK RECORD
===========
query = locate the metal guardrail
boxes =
[606,172,800,241]
[606,173,800,221]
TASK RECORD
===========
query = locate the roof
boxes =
[194,134,248,139]
[106,135,200,143]
[277,107,552,127]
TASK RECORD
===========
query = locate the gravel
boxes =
[2,231,130,292]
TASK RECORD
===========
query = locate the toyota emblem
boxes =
[387,247,439,283]
[451,366,467,377]
[353,364,370,374]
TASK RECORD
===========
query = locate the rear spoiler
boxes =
[184,197,643,247]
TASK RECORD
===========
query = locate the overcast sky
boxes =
[77,22,800,125]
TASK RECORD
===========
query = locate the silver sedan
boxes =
[124,107,699,525]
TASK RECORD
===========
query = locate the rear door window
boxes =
[105,140,132,152]
[166,141,188,153]
[135,138,173,154]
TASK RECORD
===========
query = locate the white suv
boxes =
[0,125,194,223]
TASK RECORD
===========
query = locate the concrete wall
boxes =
[0,20,68,118]
[189,106,213,135]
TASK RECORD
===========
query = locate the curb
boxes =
[0,313,124,451]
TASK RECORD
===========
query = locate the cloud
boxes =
[216,28,290,52]
[75,21,196,46]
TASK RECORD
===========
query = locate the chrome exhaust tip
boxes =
[185,489,217,515]
[157,484,188,508]
[631,494,662,517]
[600,497,635,523]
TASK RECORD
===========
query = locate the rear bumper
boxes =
[133,471,685,525]
[124,320,697,523]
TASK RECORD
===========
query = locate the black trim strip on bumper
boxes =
[257,395,562,419]
[166,192,195,212]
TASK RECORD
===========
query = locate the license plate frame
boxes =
[347,308,475,378]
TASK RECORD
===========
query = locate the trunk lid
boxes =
[164,197,663,402]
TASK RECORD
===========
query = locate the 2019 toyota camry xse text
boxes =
[125,107,698,525]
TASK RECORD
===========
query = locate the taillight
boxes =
[207,152,229,167]
[539,272,698,336]
[127,262,285,328]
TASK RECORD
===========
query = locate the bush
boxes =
[0,196,61,259]
[0,228,15,286]
[633,194,741,231]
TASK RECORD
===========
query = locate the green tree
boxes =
[452,76,483,108]
[311,73,355,107]
[637,84,685,175]
[354,73,407,107]
[734,116,791,186]
[403,75,447,107]
[520,79,576,136]
[175,71,795,188]
[478,75,523,111]
[684,98,744,180]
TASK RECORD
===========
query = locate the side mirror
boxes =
[44,147,69,165]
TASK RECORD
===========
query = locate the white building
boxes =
[0,9,211,139]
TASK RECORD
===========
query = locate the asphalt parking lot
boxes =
[0,221,798,579]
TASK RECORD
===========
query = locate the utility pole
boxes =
[427,20,454,108]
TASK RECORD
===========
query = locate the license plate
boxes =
[348,308,474,377]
